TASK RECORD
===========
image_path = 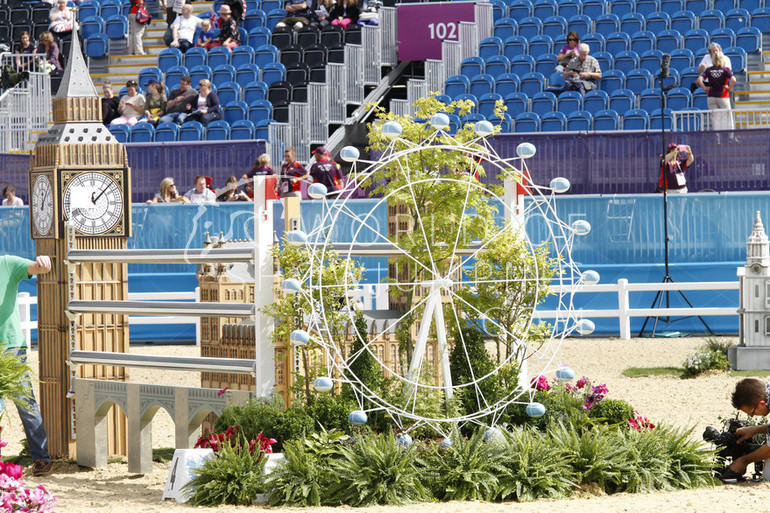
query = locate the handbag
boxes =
[136,7,152,24]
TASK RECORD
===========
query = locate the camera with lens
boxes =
[703,418,765,481]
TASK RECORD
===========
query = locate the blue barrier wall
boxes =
[2,191,765,338]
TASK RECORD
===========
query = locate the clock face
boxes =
[62,171,124,236]
[31,174,54,237]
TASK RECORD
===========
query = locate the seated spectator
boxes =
[102,81,120,125]
[35,32,62,72]
[276,0,312,31]
[211,5,240,50]
[217,175,251,201]
[329,0,359,29]
[248,153,275,177]
[169,4,201,53]
[185,79,220,126]
[184,175,217,204]
[562,43,601,95]
[309,147,344,196]
[557,31,580,71]
[15,31,35,70]
[146,177,191,203]
[241,173,254,199]
[222,0,246,24]
[49,0,75,35]
[310,0,332,29]
[196,19,215,49]
[2,185,23,206]
[144,81,167,124]
[159,75,197,125]
[110,79,146,126]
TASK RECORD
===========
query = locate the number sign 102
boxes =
[428,22,458,40]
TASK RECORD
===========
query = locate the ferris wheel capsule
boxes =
[280,278,301,294]
[516,142,537,158]
[526,402,546,418]
[430,113,450,130]
[571,219,592,235]
[555,366,576,381]
[349,410,368,425]
[576,319,595,335]
[313,376,334,392]
[396,433,413,446]
[307,182,328,199]
[340,146,360,162]
[286,230,308,246]
[474,120,495,137]
[582,270,600,285]
[381,121,403,138]
[549,177,570,193]
[290,329,310,346]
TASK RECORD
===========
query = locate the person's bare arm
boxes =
[28,256,52,275]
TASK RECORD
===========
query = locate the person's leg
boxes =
[177,112,189,124]
[178,39,192,53]
[200,112,217,126]
[707,96,722,130]
[340,18,351,28]
[110,116,128,125]
[715,96,734,130]
[136,21,146,55]
[166,7,177,26]
[10,348,50,464]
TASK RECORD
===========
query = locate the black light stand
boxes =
[638,54,714,337]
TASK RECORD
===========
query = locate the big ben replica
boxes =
[29,32,131,458]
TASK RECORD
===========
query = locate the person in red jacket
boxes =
[279,147,309,198]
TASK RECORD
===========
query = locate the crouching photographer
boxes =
[723,378,770,478]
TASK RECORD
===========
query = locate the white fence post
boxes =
[195,286,201,347]
[617,279,630,340]
[17,292,31,349]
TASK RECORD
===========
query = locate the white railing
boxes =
[671,107,770,132]
[18,289,202,348]
[0,53,51,154]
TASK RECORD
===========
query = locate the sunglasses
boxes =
[568,38,578,41]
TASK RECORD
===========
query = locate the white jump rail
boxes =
[534,278,739,340]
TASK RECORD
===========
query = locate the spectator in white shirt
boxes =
[184,175,217,204]
[697,42,732,74]
[170,4,202,53]
[2,185,23,206]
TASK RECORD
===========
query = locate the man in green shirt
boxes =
[0,254,53,476]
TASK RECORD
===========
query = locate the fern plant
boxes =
[182,434,268,506]
[328,431,429,506]
[265,438,338,506]
[0,350,32,404]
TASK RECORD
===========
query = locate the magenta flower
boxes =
[575,376,590,389]
[530,375,550,391]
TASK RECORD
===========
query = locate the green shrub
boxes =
[265,438,338,506]
[214,398,314,451]
[183,435,267,506]
[306,394,356,433]
[328,431,429,506]
[588,398,635,426]
[683,338,732,377]
[0,350,33,404]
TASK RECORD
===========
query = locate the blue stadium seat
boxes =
[248,99,273,124]
[510,54,535,75]
[489,113,513,133]
[493,18,518,39]
[543,15,567,39]
[724,46,747,72]
[495,73,521,96]
[750,8,770,32]
[660,0,683,13]
[532,0,557,19]
[445,74,470,98]
[620,12,644,34]
[557,90,582,113]
[683,28,708,53]
[670,48,694,70]
[645,11,670,33]
[503,36,528,59]
[614,50,640,75]
[622,109,649,130]
[679,66,700,91]
[231,45,256,68]
[635,0,659,17]
[515,112,541,132]
[518,16,543,38]
[185,47,208,68]
[104,14,128,40]
[254,44,279,68]
[535,53,558,75]
[713,0,736,12]
[81,15,104,39]
[266,8,287,30]
[639,87,662,111]
[470,74,495,97]
[626,68,653,91]
[129,122,154,143]
[461,56,485,79]
[165,66,188,90]
[581,32,605,52]
[509,0,533,20]
[205,120,230,141]
[179,121,205,141]
[692,88,708,109]
[600,69,625,93]
[108,124,129,143]
[216,81,242,105]
[154,122,178,142]
[567,110,592,130]
[593,109,620,130]
[480,36,504,59]
[605,31,631,54]
[725,8,750,32]
[531,91,558,116]
[593,51,614,72]
[212,64,236,87]
[583,89,609,113]
[485,55,510,77]
[609,89,635,113]
[684,0,707,13]
[189,65,212,85]
[649,107,673,129]
[567,14,591,33]
[639,49,663,73]
[464,113,486,123]
[100,0,122,19]
[676,107,702,131]
[248,27,271,48]
[528,35,554,58]
[478,93,504,118]
[244,81,268,104]
[736,27,761,53]
[85,33,109,58]
[609,0,634,17]
[230,119,255,140]
[549,71,566,88]
[666,87,692,110]
[582,0,606,18]
[595,13,619,36]
[243,8,266,31]
[504,92,529,117]
[711,27,736,50]
[138,67,162,88]
[630,31,656,54]
[491,0,506,20]
[235,63,260,87]
[79,0,100,20]
[699,9,725,33]
[670,10,695,33]
[158,47,182,74]
[455,93,479,112]
[656,29,681,54]
[557,0,582,18]
[520,72,546,96]
[261,62,286,85]
[740,0,762,12]
[541,111,567,131]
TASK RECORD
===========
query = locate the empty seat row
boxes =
[108,119,274,143]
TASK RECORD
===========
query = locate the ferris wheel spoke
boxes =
[448,173,475,268]
[446,222,520,279]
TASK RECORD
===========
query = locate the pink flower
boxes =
[530,375,550,391]
[628,410,655,432]
[217,387,229,396]
[0,461,24,480]
[575,376,590,389]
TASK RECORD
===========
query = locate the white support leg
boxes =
[253,176,276,397]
